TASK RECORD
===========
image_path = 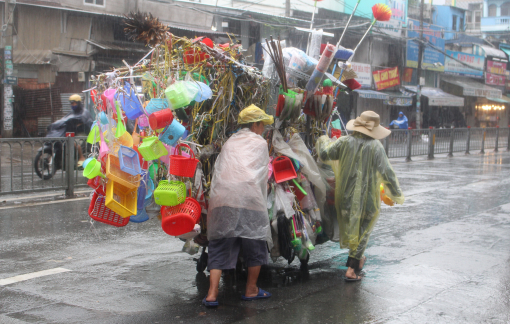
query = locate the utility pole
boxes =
[2,0,13,138]
[415,0,425,129]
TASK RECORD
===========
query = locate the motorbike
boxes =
[34,110,93,180]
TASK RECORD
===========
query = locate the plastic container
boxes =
[169,143,199,178]
[159,120,186,146]
[139,114,149,128]
[89,190,129,227]
[165,82,192,109]
[272,156,297,183]
[137,136,168,161]
[106,154,140,189]
[83,158,105,179]
[87,175,102,190]
[154,180,186,206]
[148,109,174,130]
[194,82,213,102]
[118,146,141,176]
[331,128,342,138]
[145,98,169,114]
[137,172,154,209]
[105,180,138,218]
[161,197,202,236]
[133,145,149,170]
[115,83,144,120]
[130,208,149,223]
[99,111,108,125]
[103,88,117,110]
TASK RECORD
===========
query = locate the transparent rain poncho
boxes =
[207,128,271,242]
[316,132,404,258]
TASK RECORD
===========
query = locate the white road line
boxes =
[0,267,72,286]
[1,190,90,202]
[0,197,89,210]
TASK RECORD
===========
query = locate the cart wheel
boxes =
[196,249,208,273]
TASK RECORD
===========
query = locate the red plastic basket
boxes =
[88,190,130,227]
[169,143,199,178]
[331,129,342,138]
[273,156,297,183]
[87,176,103,190]
[160,197,201,236]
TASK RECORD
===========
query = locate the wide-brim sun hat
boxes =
[346,110,391,140]
[238,104,274,125]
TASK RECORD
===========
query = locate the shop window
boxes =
[488,4,497,17]
[501,2,510,16]
[466,11,472,23]
[84,0,104,6]
[452,15,457,30]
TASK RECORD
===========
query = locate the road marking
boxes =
[0,267,72,286]
[1,190,90,202]
[0,197,89,210]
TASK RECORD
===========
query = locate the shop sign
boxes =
[373,67,400,90]
[350,62,372,88]
[486,73,506,86]
[406,19,445,72]
[444,51,484,78]
[486,60,507,75]
[383,97,413,106]
[375,19,402,37]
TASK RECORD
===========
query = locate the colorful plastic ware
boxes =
[89,190,129,227]
[115,83,144,120]
[169,143,199,178]
[161,197,202,236]
[83,158,105,179]
[130,208,149,223]
[164,82,192,109]
[145,98,169,114]
[118,146,141,176]
[148,109,174,130]
[272,156,297,183]
[105,154,140,189]
[159,119,186,146]
[105,180,138,218]
[137,136,168,161]
[154,180,186,206]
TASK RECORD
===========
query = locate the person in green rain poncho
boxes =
[316,111,404,281]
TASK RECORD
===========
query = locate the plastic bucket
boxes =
[159,120,186,146]
[148,109,174,130]
[145,98,169,114]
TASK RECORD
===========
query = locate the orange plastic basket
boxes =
[160,197,201,236]
[88,190,129,227]
[106,154,140,189]
[272,156,297,183]
[169,143,199,178]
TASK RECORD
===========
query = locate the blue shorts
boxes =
[207,237,268,271]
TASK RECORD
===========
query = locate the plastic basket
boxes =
[330,129,342,138]
[89,190,130,227]
[106,154,140,189]
[145,98,169,114]
[105,180,138,218]
[154,180,186,206]
[130,208,149,223]
[138,136,168,161]
[159,120,186,146]
[87,176,103,190]
[115,83,144,120]
[273,156,297,183]
[169,143,199,178]
[139,114,149,128]
[148,109,174,130]
[118,146,141,176]
[165,82,192,109]
[161,197,202,236]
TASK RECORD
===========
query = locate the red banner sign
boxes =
[486,60,507,75]
[373,67,400,90]
[486,72,506,86]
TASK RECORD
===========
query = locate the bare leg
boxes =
[206,269,222,302]
[345,267,360,279]
[75,143,85,161]
[245,266,264,298]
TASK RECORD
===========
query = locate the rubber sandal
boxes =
[241,288,272,301]
[344,274,363,282]
[202,297,219,307]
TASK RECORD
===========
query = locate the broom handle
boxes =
[353,19,376,54]
[336,0,361,48]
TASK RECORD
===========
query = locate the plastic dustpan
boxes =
[272,156,297,183]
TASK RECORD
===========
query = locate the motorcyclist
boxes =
[389,111,409,129]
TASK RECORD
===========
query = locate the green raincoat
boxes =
[316,132,404,260]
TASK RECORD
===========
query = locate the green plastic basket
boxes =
[138,136,168,161]
[154,180,186,206]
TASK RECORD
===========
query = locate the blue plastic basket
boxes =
[115,83,144,120]
[137,173,154,210]
[145,98,169,114]
[118,146,141,176]
[159,120,186,146]
[130,208,149,223]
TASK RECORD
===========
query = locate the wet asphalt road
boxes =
[1,152,510,324]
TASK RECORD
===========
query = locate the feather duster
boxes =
[123,11,169,46]
[372,3,392,22]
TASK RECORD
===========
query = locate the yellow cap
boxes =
[69,94,82,102]
[238,104,274,125]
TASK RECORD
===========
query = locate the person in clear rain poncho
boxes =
[204,105,274,307]
[316,111,404,281]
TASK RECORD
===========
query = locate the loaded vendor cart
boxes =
[83,5,395,272]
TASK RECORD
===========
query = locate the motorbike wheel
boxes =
[34,150,57,180]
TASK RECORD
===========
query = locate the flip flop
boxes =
[202,297,219,307]
[344,274,363,282]
[241,288,272,301]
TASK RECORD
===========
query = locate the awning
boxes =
[473,44,508,60]
[501,47,510,58]
[85,40,147,53]
[13,50,53,65]
[441,77,502,99]
[381,91,414,106]
[487,95,510,104]
[404,86,465,107]
[354,90,389,100]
